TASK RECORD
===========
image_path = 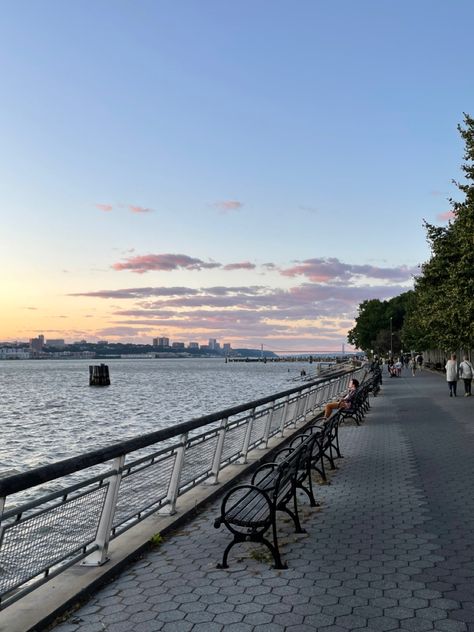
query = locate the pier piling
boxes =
[89,364,110,386]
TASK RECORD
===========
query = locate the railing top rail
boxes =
[0,368,356,499]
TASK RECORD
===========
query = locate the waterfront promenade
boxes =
[22,369,474,630]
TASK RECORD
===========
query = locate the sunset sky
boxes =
[1,1,472,352]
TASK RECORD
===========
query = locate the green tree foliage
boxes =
[402,114,474,351]
[349,115,473,354]
[347,293,412,354]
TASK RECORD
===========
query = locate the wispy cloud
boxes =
[298,205,318,214]
[112,253,221,274]
[96,203,113,212]
[70,286,270,300]
[128,205,154,214]
[95,203,154,214]
[70,250,417,349]
[280,257,417,284]
[436,210,455,222]
[212,200,244,213]
[223,261,256,271]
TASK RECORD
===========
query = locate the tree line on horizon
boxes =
[347,114,474,357]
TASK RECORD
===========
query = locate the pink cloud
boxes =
[213,200,243,213]
[281,257,417,283]
[129,205,154,214]
[223,261,256,271]
[68,277,416,350]
[436,210,455,222]
[111,253,222,274]
[96,203,113,212]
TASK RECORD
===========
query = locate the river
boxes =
[1,357,309,475]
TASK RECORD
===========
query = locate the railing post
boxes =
[262,405,275,448]
[302,388,311,420]
[279,395,290,436]
[0,495,4,529]
[239,408,255,464]
[160,432,188,515]
[209,417,228,484]
[81,455,125,566]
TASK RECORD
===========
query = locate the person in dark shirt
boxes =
[323,378,360,420]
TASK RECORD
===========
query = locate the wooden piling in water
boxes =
[89,364,110,386]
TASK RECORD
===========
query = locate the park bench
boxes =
[368,366,382,395]
[214,432,316,569]
[213,411,347,569]
[337,381,372,426]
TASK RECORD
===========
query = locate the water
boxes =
[1,358,306,475]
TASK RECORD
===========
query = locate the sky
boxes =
[1,0,473,353]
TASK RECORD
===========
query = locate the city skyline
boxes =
[1,2,473,352]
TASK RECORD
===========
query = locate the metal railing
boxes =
[0,366,364,609]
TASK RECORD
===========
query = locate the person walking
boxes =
[445,353,459,397]
[410,356,417,376]
[459,355,473,397]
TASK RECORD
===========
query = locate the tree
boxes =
[348,292,412,354]
[347,299,386,352]
[403,114,474,351]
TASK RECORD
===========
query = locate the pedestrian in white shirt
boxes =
[445,354,459,397]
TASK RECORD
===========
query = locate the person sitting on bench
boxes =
[323,378,360,420]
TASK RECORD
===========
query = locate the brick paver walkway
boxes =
[52,368,474,632]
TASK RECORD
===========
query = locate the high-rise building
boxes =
[188,342,199,349]
[208,338,220,350]
[29,335,44,352]
[153,337,170,348]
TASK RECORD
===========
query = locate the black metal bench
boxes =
[214,433,315,569]
[338,383,371,425]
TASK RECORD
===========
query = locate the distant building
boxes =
[223,343,231,352]
[97,340,109,345]
[153,337,170,348]
[208,338,220,350]
[188,342,199,349]
[0,347,31,360]
[47,338,65,348]
[171,342,185,349]
[29,335,44,352]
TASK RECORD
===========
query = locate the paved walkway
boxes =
[51,369,474,632]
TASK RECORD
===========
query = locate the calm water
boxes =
[1,358,307,475]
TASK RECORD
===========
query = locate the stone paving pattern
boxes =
[52,368,474,631]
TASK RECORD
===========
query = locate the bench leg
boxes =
[299,469,318,507]
[217,536,243,569]
[333,428,343,459]
[270,519,288,569]
[278,498,305,534]
[217,531,287,570]
[312,451,327,482]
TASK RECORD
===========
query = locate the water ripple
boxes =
[1,357,302,474]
